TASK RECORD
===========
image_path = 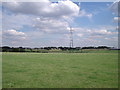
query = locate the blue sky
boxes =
[1,0,118,48]
[74,2,116,26]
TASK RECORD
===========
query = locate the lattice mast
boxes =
[69,26,73,48]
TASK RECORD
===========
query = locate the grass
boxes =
[2,51,118,88]
[0,53,2,89]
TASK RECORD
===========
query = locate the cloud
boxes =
[3,0,80,18]
[113,16,120,22]
[77,33,83,37]
[73,27,117,41]
[79,10,93,19]
[4,29,25,36]
[73,26,116,35]
[2,0,81,34]
[2,13,33,30]
[2,1,93,34]
[3,29,27,45]
[33,17,69,34]
[104,37,118,41]
[88,29,112,36]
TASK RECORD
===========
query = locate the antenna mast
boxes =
[69,26,73,48]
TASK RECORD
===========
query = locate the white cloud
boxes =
[2,0,81,35]
[2,13,33,30]
[3,29,25,36]
[77,33,83,37]
[3,29,27,44]
[72,27,117,42]
[113,16,120,22]
[72,26,116,36]
[79,10,93,19]
[3,0,80,18]
[2,1,93,34]
[33,17,69,34]
[87,29,112,36]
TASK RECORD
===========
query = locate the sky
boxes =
[1,0,119,48]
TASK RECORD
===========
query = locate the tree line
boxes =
[0,46,116,53]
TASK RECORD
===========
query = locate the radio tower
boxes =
[69,26,73,48]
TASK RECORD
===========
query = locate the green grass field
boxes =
[2,51,118,88]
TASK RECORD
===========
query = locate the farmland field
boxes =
[2,51,118,88]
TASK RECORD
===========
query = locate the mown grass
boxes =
[2,52,118,88]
